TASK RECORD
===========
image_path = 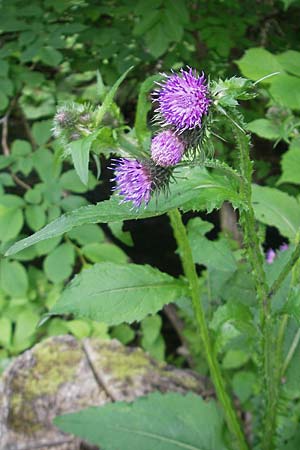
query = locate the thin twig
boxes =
[81,340,118,402]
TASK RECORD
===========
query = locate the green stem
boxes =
[231,120,278,450]
[168,208,248,450]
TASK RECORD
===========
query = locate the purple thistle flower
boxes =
[111,158,153,208]
[151,130,185,167]
[154,68,210,132]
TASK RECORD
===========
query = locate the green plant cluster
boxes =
[1,0,300,449]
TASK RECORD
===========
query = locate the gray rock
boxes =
[0,335,210,450]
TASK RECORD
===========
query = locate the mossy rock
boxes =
[0,335,209,450]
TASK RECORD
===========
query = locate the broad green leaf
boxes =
[247,119,280,140]
[69,134,96,186]
[110,323,135,344]
[222,349,249,369]
[13,309,39,351]
[141,314,165,361]
[269,74,300,110]
[0,260,28,297]
[59,169,96,193]
[236,48,283,82]
[252,184,300,239]
[11,139,32,156]
[44,243,75,283]
[54,392,226,450]
[31,120,52,145]
[25,205,46,231]
[232,371,256,404]
[0,317,12,347]
[278,138,300,185]
[0,203,23,242]
[95,66,133,126]
[49,262,187,325]
[39,47,63,66]
[66,320,91,339]
[6,167,241,256]
[145,23,170,58]
[141,314,162,344]
[276,50,300,77]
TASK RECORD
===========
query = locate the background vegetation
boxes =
[1,1,300,446]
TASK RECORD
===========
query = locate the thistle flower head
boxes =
[52,102,93,143]
[110,158,171,208]
[151,130,185,167]
[154,68,210,132]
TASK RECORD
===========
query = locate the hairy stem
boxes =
[168,208,248,450]
[231,121,277,450]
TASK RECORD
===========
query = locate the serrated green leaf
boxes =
[6,167,242,256]
[252,184,300,239]
[49,262,187,325]
[54,392,226,450]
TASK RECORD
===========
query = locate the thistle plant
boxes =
[6,67,300,450]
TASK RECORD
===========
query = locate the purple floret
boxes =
[266,248,276,264]
[154,68,210,132]
[151,130,185,167]
[111,158,152,208]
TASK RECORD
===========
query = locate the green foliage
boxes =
[54,392,226,450]
[252,185,300,239]
[2,1,300,448]
[49,262,187,325]
[279,138,300,185]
